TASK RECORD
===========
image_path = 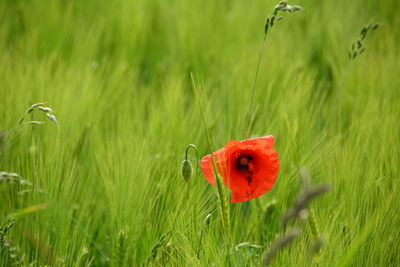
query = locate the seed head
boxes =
[46,113,58,124]
[38,106,53,113]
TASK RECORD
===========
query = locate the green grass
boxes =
[1,0,399,266]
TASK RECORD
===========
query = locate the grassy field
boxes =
[1,0,399,266]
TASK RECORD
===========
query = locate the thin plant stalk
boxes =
[326,62,352,123]
[185,144,199,175]
[328,22,380,124]
[190,73,231,243]
[243,1,303,138]
[243,33,268,138]
[196,213,212,259]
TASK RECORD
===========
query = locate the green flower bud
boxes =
[181,159,193,182]
[181,144,198,182]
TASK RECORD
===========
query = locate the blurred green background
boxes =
[1,0,399,266]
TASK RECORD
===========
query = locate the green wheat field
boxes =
[1,0,399,266]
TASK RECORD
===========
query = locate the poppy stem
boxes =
[185,144,198,161]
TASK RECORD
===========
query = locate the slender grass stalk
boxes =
[339,192,394,267]
[328,22,380,124]
[243,1,302,138]
[190,73,231,243]
[327,62,352,123]
[196,213,212,259]
[243,33,267,138]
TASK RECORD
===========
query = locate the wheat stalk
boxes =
[114,229,128,266]
[190,73,231,243]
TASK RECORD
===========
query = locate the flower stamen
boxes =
[235,154,253,171]
[240,157,249,166]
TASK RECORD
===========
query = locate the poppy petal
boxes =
[251,151,279,197]
[231,190,251,203]
[240,135,275,152]
[200,135,279,203]
[200,154,217,185]
[200,146,231,186]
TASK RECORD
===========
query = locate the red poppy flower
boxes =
[201,136,279,203]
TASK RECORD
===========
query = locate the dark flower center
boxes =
[235,154,254,185]
[235,154,253,171]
